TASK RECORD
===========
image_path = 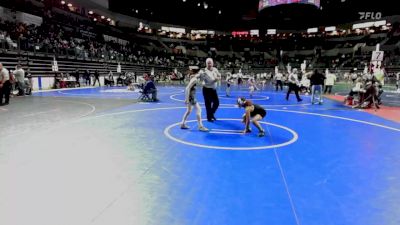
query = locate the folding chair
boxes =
[138,89,158,102]
[138,91,151,101]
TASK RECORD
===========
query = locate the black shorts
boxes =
[251,109,266,118]
[189,95,197,105]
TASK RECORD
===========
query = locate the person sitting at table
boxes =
[142,73,158,102]
[116,72,126,86]
[104,70,115,87]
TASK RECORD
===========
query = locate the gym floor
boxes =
[1,85,400,225]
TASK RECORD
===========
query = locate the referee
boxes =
[200,58,221,122]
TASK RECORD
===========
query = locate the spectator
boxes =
[104,70,114,86]
[84,70,91,86]
[274,70,284,91]
[93,70,100,86]
[0,63,11,106]
[13,64,25,96]
[310,69,325,104]
[72,69,80,87]
[324,70,337,94]
[286,68,302,102]
[142,73,158,102]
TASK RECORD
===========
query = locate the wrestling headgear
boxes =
[237,97,246,107]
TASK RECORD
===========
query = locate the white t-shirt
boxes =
[374,69,385,85]
[352,82,363,92]
[275,73,283,81]
[199,67,221,89]
[325,73,337,86]
[0,68,10,82]
[288,73,299,85]
[300,78,310,87]
[14,68,25,83]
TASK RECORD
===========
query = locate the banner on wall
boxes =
[117,63,121,73]
[0,6,16,22]
[52,58,59,72]
[17,12,43,26]
[103,35,128,45]
[80,29,97,38]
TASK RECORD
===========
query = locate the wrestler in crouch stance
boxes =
[237,97,266,137]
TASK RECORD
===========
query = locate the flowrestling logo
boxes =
[359,12,382,20]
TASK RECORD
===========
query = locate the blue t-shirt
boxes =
[144,80,156,92]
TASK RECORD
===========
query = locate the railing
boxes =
[1,39,399,80]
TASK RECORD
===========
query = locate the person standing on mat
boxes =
[225,73,234,97]
[84,70,91,86]
[73,69,80,87]
[324,69,336,94]
[93,70,101,86]
[286,68,302,102]
[201,58,221,122]
[274,70,283,91]
[180,66,209,132]
[310,69,326,104]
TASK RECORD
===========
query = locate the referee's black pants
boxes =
[276,80,283,91]
[202,87,219,120]
[286,83,302,101]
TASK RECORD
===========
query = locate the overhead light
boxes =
[88,10,93,14]
[107,18,111,21]
[307,27,318,33]
[204,3,208,9]
[67,3,72,7]
[325,26,336,32]
[136,9,139,13]
[101,15,105,19]
[183,0,186,2]
[197,3,201,6]
[93,18,97,21]
[61,1,65,4]
[218,10,221,14]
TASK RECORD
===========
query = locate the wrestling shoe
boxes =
[199,126,209,132]
[180,124,190,129]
